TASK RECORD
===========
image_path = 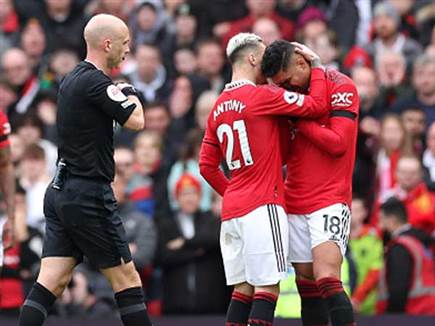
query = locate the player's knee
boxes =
[38,271,72,297]
[255,284,280,297]
[108,263,141,292]
[234,282,254,297]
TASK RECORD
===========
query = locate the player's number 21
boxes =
[217,120,254,170]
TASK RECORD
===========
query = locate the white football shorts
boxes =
[288,203,351,263]
[220,204,289,286]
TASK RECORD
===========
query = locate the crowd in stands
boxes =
[0,0,434,318]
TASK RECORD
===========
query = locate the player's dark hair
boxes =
[261,40,295,78]
[380,197,408,223]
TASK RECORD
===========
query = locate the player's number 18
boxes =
[217,120,254,170]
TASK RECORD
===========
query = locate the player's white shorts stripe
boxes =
[267,204,286,273]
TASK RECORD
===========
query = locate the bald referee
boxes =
[19,14,152,326]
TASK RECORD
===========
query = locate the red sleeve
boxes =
[199,120,229,196]
[296,83,359,157]
[251,68,328,118]
[0,112,11,149]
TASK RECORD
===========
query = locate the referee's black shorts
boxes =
[41,176,132,269]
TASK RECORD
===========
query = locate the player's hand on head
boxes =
[291,42,322,67]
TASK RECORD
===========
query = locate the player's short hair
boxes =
[261,40,295,78]
[380,197,408,223]
[226,33,263,64]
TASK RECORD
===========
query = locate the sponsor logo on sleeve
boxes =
[331,92,353,107]
[121,100,134,109]
[284,91,304,107]
[106,84,128,102]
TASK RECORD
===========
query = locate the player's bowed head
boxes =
[261,40,322,92]
[84,14,131,71]
[226,32,267,85]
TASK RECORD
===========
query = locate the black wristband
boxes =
[121,86,138,97]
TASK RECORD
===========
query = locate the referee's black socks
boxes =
[115,286,152,326]
[318,277,356,326]
[296,279,329,326]
[19,282,56,326]
[247,291,277,326]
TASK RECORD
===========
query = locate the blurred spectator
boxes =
[16,0,88,57]
[387,0,420,40]
[392,54,435,126]
[87,0,133,22]
[252,17,281,46]
[0,0,19,56]
[114,146,135,184]
[30,91,58,144]
[376,114,413,202]
[156,174,228,314]
[377,197,435,314]
[0,184,41,317]
[19,19,47,74]
[349,195,383,315]
[129,1,170,51]
[167,75,211,130]
[217,0,294,48]
[423,122,435,191]
[367,2,422,67]
[131,131,170,218]
[196,39,226,92]
[375,51,408,107]
[307,31,340,69]
[128,44,171,103]
[39,48,80,93]
[379,156,435,235]
[143,102,180,167]
[167,129,213,212]
[295,6,327,44]
[0,78,17,113]
[1,48,39,120]
[18,144,50,234]
[327,0,373,50]
[9,133,24,167]
[276,0,311,22]
[401,106,427,155]
[189,0,246,38]
[351,66,383,118]
[162,3,198,66]
[194,90,219,131]
[172,46,197,76]
[112,176,157,271]
[14,114,57,176]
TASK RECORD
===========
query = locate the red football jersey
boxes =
[0,112,11,149]
[199,68,328,220]
[285,68,360,214]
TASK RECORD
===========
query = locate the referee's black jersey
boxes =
[57,61,136,182]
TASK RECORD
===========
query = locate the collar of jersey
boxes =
[224,79,256,91]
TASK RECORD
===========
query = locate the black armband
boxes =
[121,86,138,97]
[330,110,357,120]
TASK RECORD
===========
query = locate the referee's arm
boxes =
[87,74,145,130]
[122,94,144,130]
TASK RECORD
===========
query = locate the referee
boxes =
[19,14,152,326]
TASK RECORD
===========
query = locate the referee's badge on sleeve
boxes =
[106,84,128,102]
